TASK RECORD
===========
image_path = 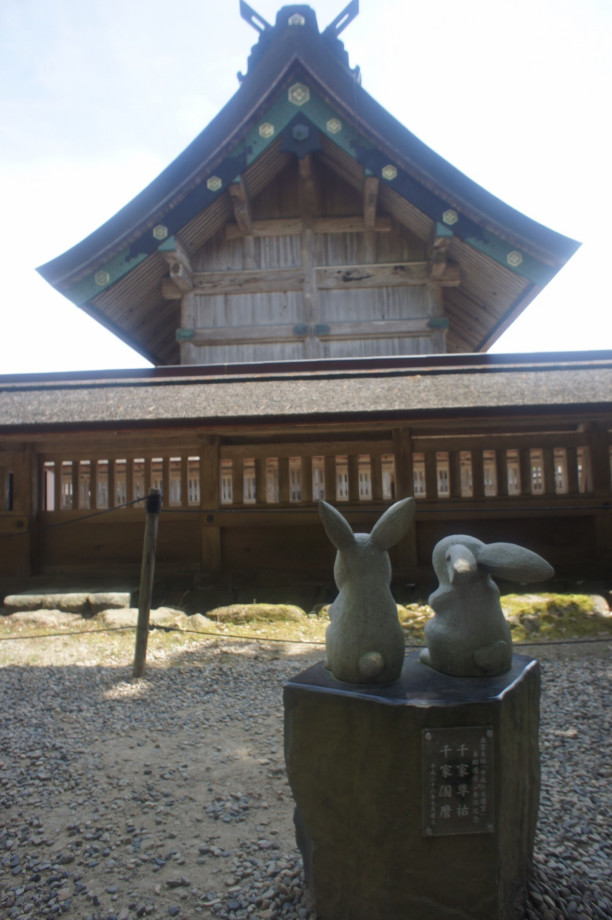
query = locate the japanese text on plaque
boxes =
[421,726,494,836]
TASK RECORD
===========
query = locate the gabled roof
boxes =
[38,4,580,366]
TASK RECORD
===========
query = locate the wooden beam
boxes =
[184,261,459,299]
[161,240,194,295]
[192,268,305,295]
[429,235,451,282]
[225,216,392,239]
[363,176,379,230]
[228,177,253,235]
[317,262,460,289]
[298,154,317,220]
[185,318,437,346]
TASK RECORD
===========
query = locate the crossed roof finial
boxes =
[239,0,359,36]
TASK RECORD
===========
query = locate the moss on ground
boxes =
[1,593,610,667]
[501,593,612,642]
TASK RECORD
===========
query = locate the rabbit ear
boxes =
[370,498,416,551]
[474,543,554,583]
[319,501,355,550]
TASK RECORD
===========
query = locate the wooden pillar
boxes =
[108,459,117,509]
[71,461,80,510]
[424,452,437,500]
[179,456,189,508]
[301,455,313,504]
[126,458,135,504]
[54,460,63,512]
[299,155,320,360]
[348,455,360,504]
[566,446,580,495]
[371,454,383,502]
[392,429,413,499]
[496,449,509,498]
[586,422,611,495]
[199,437,222,574]
[232,457,243,506]
[449,451,462,499]
[471,450,485,500]
[89,459,99,510]
[520,449,533,497]
[392,428,417,573]
[279,457,290,504]
[542,447,556,497]
[144,457,152,498]
[325,456,337,504]
[159,458,169,507]
[255,457,268,505]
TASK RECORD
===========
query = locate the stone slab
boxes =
[284,652,540,920]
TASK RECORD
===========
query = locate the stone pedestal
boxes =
[283,652,540,920]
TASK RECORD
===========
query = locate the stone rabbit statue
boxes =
[420,535,554,677]
[319,498,415,684]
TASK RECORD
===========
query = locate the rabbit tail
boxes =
[359,651,385,679]
[473,640,512,676]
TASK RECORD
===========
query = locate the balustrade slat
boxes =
[301,455,313,503]
[424,451,437,499]
[471,450,485,500]
[325,456,337,503]
[348,455,360,503]
[371,454,383,502]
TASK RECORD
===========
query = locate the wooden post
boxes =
[301,455,313,503]
[199,437,222,574]
[133,488,162,679]
[392,428,417,575]
[371,453,383,502]
[471,450,485,500]
[449,451,462,499]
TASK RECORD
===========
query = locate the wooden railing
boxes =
[36,430,612,515]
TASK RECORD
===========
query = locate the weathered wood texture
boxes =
[177,158,448,364]
[1,418,610,581]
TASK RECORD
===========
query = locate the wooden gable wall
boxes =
[176,154,455,364]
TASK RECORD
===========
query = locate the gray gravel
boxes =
[0,641,611,920]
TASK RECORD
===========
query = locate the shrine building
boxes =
[1,2,611,585]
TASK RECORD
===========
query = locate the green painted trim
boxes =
[66,83,557,307]
[157,234,177,252]
[62,249,149,306]
[176,328,195,341]
[428,317,450,330]
[466,232,556,286]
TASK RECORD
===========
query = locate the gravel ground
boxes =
[0,634,611,920]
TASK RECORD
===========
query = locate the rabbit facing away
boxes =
[420,535,554,677]
[319,498,415,684]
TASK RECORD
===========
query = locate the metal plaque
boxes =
[421,726,494,837]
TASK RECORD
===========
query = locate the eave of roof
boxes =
[1,352,610,433]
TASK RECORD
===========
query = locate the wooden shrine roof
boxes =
[37,5,580,365]
[1,352,610,434]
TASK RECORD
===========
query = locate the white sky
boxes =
[0,0,610,374]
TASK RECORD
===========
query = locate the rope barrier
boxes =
[0,496,147,539]
[0,621,609,649]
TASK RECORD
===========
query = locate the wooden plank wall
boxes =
[180,157,444,364]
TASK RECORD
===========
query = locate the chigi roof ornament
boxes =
[323,0,359,38]
[238,1,360,82]
[239,0,359,35]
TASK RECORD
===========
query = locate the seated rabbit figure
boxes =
[319,498,415,684]
[420,535,554,677]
